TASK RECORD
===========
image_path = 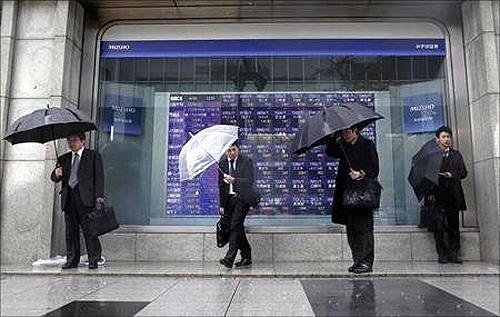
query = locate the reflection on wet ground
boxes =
[1,269,498,316]
[301,279,496,316]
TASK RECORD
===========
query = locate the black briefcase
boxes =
[88,204,119,236]
[216,216,230,248]
[419,204,445,231]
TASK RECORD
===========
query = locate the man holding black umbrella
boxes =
[425,126,467,264]
[325,126,380,274]
[51,131,105,269]
[291,102,383,274]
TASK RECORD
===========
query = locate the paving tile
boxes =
[1,276,110,311]
[421,277,500,315]
[227,278,314,316]
[152,278,238,303]
[227,303,315,316]
[1,275,60,297]
[1,306,47,317]
[43,300,149,316]
[136,277,237,316]
[301,278,496,316]
[81,277,176,302]
[136,302,229,316]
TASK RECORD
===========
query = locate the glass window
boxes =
[118,59,134,82]
[149,59,164,82]
[98,39,448,226]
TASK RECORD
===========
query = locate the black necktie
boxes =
[230,159,235,174]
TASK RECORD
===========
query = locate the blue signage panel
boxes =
[101,94,143,136]
[101,39,446,58]
[403,93,444,134]
[165,92,376,216]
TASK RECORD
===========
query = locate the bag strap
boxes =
[337,138,353,169]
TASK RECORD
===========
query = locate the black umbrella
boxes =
[291,102,383,154]
[3,105,97,159]
[408,139,444,201]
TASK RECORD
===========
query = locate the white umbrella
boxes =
[179,124,239,181]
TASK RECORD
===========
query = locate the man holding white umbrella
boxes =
[218,141,257,269]
[178,125,259,268]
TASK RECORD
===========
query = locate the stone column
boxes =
[1,1,18,192]
[462,0,500,263]
[0,0,84,264]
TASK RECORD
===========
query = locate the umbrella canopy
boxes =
[408,139,444,201]
[179,125,239,181]
[291,102,383,154]
[4,106,97,145]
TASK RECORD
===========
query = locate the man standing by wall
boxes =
[426,126,468,264]
[218,141,257,269]
[51,131,105,269]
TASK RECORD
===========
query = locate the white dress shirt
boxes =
[72,147,84,165]
[228,156,238,195]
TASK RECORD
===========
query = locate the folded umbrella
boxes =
[178,124,239,181]
[291,102,383,155]
[408,139,444,201]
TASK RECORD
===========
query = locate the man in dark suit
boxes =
[218,141,257,268]
[325,126,379,274]
[426,126,467,264]
[51,131,104,269]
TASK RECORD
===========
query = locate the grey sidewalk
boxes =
[1,275,498,316]
[1,261,499,316]
[1,260,498,278]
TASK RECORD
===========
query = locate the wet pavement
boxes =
[302,278,497,316]
[2,260,498,278]
[1,261,498,316]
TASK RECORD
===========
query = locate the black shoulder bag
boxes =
[338,140,382,210]
[419,202,445,232]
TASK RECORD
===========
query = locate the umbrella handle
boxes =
[52,139,61,165]
[47,105,61,166]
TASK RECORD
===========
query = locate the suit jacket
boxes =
[432,148,468,210]
[218,155,258,208]
[51,148,104,210]
[325,135,380,225]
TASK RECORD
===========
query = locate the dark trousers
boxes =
[434,206,460,258]
[346,208,374,266]
[65,186,102,264]
[225,196,251,262]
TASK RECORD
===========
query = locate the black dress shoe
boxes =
[88,261,98,269]
[438,256,448,264]
[348,263,357,273]
[62,262,78,269]
[235,258,252,267]
[353,262,372,274]
[448,256,463,264]
[219,258,233,269]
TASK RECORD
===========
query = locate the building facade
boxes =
[1,0,499,264]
